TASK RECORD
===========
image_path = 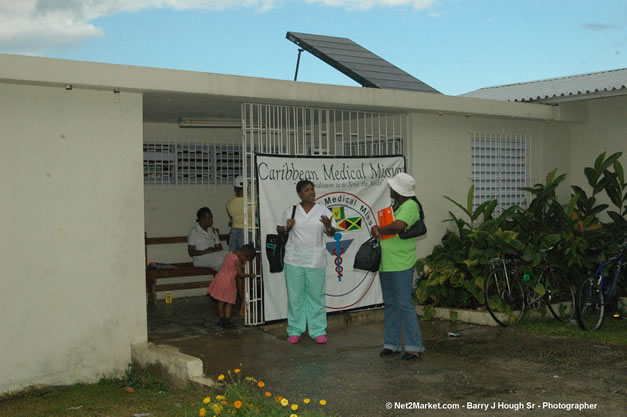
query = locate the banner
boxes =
[257,155,405,321]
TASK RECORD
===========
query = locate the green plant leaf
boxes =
[449,310,458,322]
[423,305,435,321]
[467,184,475,215]
[614,160,624,185]
[566,193,580,216]
[585,167,599,188]
[533,283,546,297]
[601,151,622,172]
[571,185,588,199]
[444,197,471,219]
[593,152,606,172]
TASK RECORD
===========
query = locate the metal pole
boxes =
[294,48,304,81]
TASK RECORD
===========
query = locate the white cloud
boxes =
[0,0,436,54]
[0,0,277,53]
[306,0,436,11]
[581,23,618,32]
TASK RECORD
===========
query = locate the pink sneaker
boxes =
[287,336,300,344]
[315,335,327,344]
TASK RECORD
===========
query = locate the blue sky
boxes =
[1,0,625,95]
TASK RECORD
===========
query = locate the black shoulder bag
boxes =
[265,205,296,273]
[399,198,427,239]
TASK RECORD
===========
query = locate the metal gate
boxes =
[240,103,407,325]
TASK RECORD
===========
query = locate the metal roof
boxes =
[286,31,440,94]
[461,68,627,103]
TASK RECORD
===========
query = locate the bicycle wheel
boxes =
[544,269,576,322]
[485,267,525,326]
[576,276,605,331]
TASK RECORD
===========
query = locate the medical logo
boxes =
[316,191,379,310]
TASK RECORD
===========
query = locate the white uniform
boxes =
[187,223,228,270]
[280,203,336,269]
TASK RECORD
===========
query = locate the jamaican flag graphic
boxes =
[332,207,362,231]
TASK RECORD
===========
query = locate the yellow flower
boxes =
[203,397,211,404]
[290,415,298,417]
[257,381,265,388]
[216,395,225,401]
[234,400,243,409]
[234,368,240,374]
[212,403,223,415]
[303,398,310,404]
[291,404,298,411]
[281,398,289,407]
[199,407,206,417]
[320,399,327,406]
[218,374,225,381]
[264,391,272,397]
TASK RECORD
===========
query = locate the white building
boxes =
[1,53,625,394]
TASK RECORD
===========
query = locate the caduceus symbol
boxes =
[333,232,344,281]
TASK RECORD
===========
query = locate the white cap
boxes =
[234,176,244,188]
[387,173,416,197]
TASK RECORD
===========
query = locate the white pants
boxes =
[193,250,228,270]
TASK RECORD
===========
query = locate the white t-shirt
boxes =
[187,223,221,251]
[279,203,336,269]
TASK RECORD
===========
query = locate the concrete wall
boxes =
[143,122,241,298]
[407,112,571,257]
[567,96,627,218]
[0,83,146,393]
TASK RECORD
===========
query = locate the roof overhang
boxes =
[0,53,568,123]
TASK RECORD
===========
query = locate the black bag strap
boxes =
[282,205,297,237]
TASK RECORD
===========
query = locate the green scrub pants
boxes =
[284,263,327,338]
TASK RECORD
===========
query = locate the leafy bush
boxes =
[416,152,626,315]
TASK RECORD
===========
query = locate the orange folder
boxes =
[377,207,395,240]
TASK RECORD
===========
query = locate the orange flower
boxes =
[257,381,265,388]
[234,400,243,409]
[221,400,227,406]
[264,391,272,397]
[199,407,206,416]
[234,368,241,374]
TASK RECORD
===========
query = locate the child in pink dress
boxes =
[207,244,256,328]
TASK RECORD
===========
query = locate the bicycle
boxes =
[484,246,576,327]
[576,236,626,331]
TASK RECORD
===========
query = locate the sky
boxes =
[0,0,625,96]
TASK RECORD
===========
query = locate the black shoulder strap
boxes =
[291,205,297,219]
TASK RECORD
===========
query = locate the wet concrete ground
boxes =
[148,296,626,417]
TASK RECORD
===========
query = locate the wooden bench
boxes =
[145,233,228,305]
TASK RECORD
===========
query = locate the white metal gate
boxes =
[240,103,407,325]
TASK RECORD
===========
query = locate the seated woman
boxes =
[187,207,228,271]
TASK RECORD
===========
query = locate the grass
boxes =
[513,316,627,345]
[0,366,338,417]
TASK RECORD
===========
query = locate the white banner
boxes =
[257,155,405,321]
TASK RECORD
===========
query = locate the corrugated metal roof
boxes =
[461,68,627,103]
[286,31,440,94]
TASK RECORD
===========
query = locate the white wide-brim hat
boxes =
[234,176,244,188]
[387,173,416,197]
